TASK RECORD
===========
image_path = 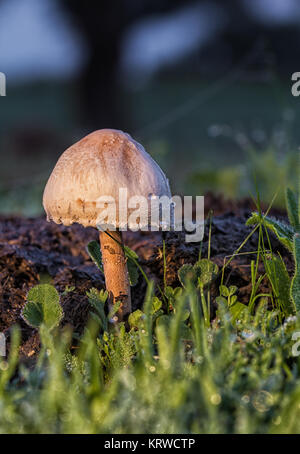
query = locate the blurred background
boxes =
[0,0,299,215]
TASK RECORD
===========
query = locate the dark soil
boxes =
[0,194,293,359]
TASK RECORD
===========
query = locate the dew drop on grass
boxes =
[241,395,250,404]
[210,394,221,405]
[195,356,203,364]
[252,391,273,413]
[0,361,8,371]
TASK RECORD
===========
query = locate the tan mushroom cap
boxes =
[43,129,171,229]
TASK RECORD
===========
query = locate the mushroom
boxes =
[43,129,171,320]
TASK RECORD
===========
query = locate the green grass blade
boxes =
[247,213,294,251]
[286,188,300,231]
[291,234,300,312]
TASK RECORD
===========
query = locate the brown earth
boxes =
[0,194,293,359]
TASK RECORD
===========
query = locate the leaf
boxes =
[229,301,248,323]
[127,259,139,286]
[247,213,294,252]
[180,309,190,322]
[179,260,218,289]
[219,285,229,297]
[229,295,238,307]
[108,300,122,320]
[62,285,75,296]
[194,259,218,288]
[155,314,171,330]
[88,241,139,287]
[178,264,197,287]
[286,188,299,231]
[216,296,227,307]
[124,246,139,260]
[174,287,183,297]
[87,288,108,330]
[291,234,300,312]
[181,324,193,341]
[229,286,238,296]
[128,309,144,329]
[216,295,248,324]
[164,287,182,309]
[151,297,162,314]
[87,241,104,272]
[23,284,63,331]
[124,246,139,287]
[164,286,175,300]
[264,254,295,316]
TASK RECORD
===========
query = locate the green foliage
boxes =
[164,286,182,311]
[218,285,248,323]
[264,254,295,316]
[246,147,298,208]
[151,296,163,314]
[178,259,218,289]
[286,188,300,231]
[247,187,300,312]
[3,282,300,434]
[86,288,109,331]
[178,259,218,327]
[86,241,104,273]
[246,213,294,252]
[22,284,63,331]
[291,235,300,312]
[127,259,139,287]
[2,170,300,434]
[99,323,137,375]
[188,166,244,199]
[62,285,75,295]
[128,309,144,329]
[188,147,299,208]
[178,264,197,287]
[0,182,44,217]
[195,259,218,289]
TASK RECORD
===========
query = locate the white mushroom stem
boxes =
[99,230,131,320]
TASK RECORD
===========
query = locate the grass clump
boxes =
[247,187,300,311]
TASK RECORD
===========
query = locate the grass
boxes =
[1,189,300,434]
[188,142,299,208]
[1,282,300,434]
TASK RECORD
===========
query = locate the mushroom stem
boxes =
[99,229,131,320]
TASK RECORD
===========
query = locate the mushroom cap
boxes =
[43,129,171,229]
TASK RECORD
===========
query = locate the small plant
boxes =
[178,258,218,327]
[22,284,63,331]
[217,285,248,323]
[247,188,300,312]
